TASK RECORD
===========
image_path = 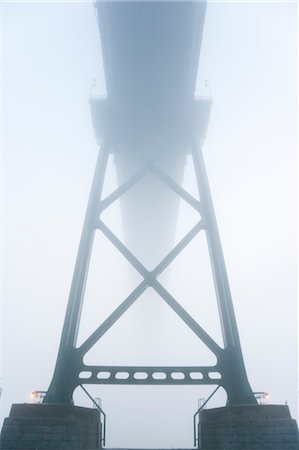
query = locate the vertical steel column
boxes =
[191,141,238,349]
[44,144,109,404]
[191,140,256,405]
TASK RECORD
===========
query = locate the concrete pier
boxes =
[1,403,298,449]
[0,404,101,450]
[198,404,299,449]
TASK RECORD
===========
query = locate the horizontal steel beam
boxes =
[78,365,222,385]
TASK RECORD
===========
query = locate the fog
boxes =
[1,1,298,448]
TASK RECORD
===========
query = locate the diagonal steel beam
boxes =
[98,147,183,214]
[81,219,217,356]
[97,219,204,282]
[97,219,149,278]
[153,221,204,277]
[148,163,201,212]
[132,150,200,212]
[152,279,222,356]
[78,280,148,356]
[99,168,147,213]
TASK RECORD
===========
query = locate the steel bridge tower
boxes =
[44,0,255,407]
[1,2,298,450]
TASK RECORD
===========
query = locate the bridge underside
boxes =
[95,2,206,107]
[1,2,298,450]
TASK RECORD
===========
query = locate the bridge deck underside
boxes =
[96,1,206,110]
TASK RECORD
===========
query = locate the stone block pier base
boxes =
[198,404,299,449]
[0,403,101,450]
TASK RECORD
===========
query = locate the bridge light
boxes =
[30,391,37,399]
[264,392,270,401]
[31,390,46,403]
[253,391,270,404]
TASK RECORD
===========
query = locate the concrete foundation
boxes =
[198,404,299,449]
[0,403,101,450]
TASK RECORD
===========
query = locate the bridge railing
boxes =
[79,384,106,448]
[193,385,220,448]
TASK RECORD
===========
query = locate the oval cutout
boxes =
[79,371,92,379]
[171,372,185,380]
[190,372,203,380]
[152,372,167,380]
[115,372,130,380]
[97,371,111,379]
[133,372,148,380]
[209,372,221,379]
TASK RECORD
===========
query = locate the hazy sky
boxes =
[1,1,298,448]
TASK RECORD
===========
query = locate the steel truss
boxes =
[44,139,256,406]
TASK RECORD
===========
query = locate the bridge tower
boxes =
[43,0,256,408]
[1,2,298,450]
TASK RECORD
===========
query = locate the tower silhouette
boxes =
[44,0,256,407]
[1,3,298,450]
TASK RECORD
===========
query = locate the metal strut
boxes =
[44,139,256,406]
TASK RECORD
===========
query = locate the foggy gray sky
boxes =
[1,1,298,448]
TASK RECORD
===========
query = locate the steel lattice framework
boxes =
[44,0,256,407]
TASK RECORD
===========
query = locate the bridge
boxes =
[1,1,298,449]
